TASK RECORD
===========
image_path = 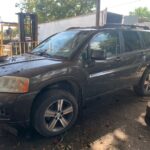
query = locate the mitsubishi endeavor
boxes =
[0,24,150,137]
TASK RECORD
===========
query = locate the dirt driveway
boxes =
[0,89,150,150]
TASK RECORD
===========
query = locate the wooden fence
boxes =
[0,41,38,56]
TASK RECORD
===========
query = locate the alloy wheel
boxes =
[44,99,74,132]
[144,73,150,92]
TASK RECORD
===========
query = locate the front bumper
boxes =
[0,91,38,126]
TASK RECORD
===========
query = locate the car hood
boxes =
[0,54,64,77]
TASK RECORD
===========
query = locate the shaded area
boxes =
[0,89,150,150]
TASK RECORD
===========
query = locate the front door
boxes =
[83,29,123,98]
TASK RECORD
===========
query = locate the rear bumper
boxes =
[0,91,38,126]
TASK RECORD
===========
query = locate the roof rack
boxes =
[66,23,150,31]
[102,23,150,30]
[66,27,81,30]
[66,26,103,30]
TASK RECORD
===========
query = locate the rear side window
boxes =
[140,31,150,48]
[122,31,141,52]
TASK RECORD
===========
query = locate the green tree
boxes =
[130,7,150,22]
[17,0,96,23]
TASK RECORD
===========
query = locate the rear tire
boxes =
[32,89,78,137]
[145,102,150,126]
[134,68,150,96]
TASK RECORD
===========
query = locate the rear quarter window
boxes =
[140,31,150,49]
[122,31,141,52]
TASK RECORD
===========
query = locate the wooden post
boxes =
[96,0,101,27]
[0,23,3,56]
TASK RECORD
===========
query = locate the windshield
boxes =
[32,30,90,59]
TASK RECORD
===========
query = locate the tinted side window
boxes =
[89,30,120,57]
[123,31,141,52]
[140,31,150,48]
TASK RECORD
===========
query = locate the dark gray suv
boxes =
[0,24,150,137]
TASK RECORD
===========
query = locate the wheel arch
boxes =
[147,64,150,69]
[30,78,83,124]
[137,64,150,81]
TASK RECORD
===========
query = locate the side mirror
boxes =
[91,50,106,60]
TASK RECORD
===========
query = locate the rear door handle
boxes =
[141,52,146,56]
[115,57,121,62]
[141,52,146,61]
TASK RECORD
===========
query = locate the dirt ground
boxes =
[0,89,150,150]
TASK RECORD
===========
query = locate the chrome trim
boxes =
[89,70,115,78]
[89,64,139,78]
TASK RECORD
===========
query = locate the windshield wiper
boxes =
[28,49,49,56]
[36,51,53,58]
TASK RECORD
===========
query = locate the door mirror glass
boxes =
[91,49,106,60]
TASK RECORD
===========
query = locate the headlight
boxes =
[0,76,29,93]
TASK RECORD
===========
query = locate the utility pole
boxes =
[96,0,101,27]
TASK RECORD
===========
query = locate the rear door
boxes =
[118,30,144,86]
[140,31,150,63]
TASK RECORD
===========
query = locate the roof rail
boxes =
[103,23,150,30]
[66,27,81,30]
[66,24,150,31]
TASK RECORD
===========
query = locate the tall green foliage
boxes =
[17,0,96,23]
[130,7,150,22]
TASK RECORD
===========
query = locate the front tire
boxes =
[32,89,78,137]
